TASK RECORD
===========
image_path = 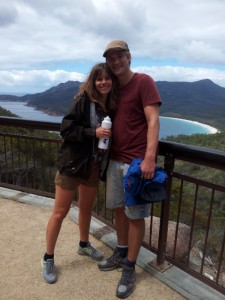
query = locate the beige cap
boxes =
[103,40,129,57]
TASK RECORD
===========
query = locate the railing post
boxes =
[149,153,174,272]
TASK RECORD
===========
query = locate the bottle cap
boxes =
[103,116,111,122]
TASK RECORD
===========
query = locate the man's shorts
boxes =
[106,159,151,219]
[55,160,100,191]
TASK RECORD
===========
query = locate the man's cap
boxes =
[103,40,129,57]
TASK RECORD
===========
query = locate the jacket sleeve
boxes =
[60,95,96,142]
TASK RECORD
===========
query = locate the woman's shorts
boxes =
[106,159,151,219]
[55,160,100,191]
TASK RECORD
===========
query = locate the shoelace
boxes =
[119,268,135,284]
[108,252,124,271]
[46,260,54,274]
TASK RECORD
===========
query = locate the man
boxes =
[98,40,161,298]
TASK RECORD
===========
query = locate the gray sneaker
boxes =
[77,242,103,261]
[98,250,124,271]
[116,266,136,299]
[41,258,57,284]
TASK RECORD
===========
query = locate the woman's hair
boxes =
[74,63,118,111]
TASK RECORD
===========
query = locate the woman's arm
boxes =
[60,96,95,142]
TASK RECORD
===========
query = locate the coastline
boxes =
[26,103,62,116]
[160,116,219,134]
[23,103,220,134]
[25,105,219,134]
[0,100,220,136]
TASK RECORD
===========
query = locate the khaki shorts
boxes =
[55,160,100,191]
[106,159,151,219]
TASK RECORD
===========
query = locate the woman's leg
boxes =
[46,185,75,254]
[78,184,98,242]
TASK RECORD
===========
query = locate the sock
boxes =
[123,258,136,269]
[116,245,128,258]
[44,253,54,261]
[79,241,88,248]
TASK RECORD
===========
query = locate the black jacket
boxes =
[57,92,98,179]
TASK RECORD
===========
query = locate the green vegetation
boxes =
[160,132,225,262]
[164,131,225,152]
[0,106,18,117]
[0,106,60,195]
[158,79,225,130]
[16,81,80,115]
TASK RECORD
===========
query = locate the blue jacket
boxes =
[123,158,168,206]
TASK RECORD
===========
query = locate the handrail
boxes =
[1,116,225,166]
[0,116,61,131]
[159,140,225,169]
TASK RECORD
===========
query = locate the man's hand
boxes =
[140,159,155,179]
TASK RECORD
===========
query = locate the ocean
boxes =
[0,101,218,139]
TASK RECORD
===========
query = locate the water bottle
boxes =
[98,116,112,150]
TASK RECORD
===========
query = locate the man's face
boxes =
[106,50,130,77]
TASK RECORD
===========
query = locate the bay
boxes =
[0,101,218,139]
[159,116,217,138]
[0,101,63,123]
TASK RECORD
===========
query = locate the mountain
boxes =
[1,79,225,128]
[0,95,20,101]
[158,79,225,117]
[0,81,81,115]
[21,81,81,115]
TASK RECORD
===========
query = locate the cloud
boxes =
[1,0,225,93]
[1,65,225,95]
[133,66,225,88]
[0,70,86,94]
[0,3,18,27]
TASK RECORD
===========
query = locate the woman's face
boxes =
[95,71,112,96]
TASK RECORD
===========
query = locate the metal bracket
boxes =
[148,258,173,273]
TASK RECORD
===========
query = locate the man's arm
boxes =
[140,104,160,179]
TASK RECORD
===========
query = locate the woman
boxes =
[41,63,118,284]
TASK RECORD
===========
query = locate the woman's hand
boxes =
[96,127,111,139]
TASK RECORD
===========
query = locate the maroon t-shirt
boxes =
[110,73,161,163]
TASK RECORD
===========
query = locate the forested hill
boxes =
[158,79,225,124]
[23,81,80,115]
[1,79,225,129]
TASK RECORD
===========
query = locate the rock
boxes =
[144,216,191,260]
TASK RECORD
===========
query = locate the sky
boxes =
[1,0,225,95]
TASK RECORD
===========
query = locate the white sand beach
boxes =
[160,116,219,134]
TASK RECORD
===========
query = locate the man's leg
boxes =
[98,206,129,271]
[116,204,150,298]
[125,204,150,261]
[115,206,129,246]
[98,160,129,271]
[127,218,145,261]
